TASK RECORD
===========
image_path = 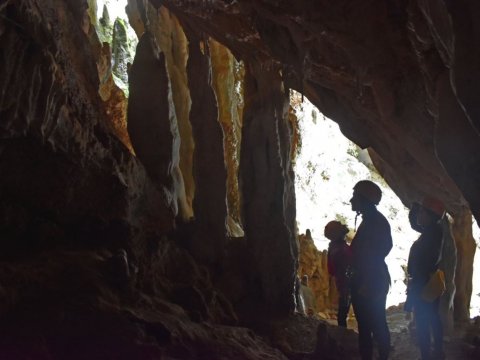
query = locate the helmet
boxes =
[422,196,445,218]
[353,180,382,205]
[324,221,349,241]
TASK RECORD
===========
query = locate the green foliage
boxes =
[370,170,389,188]
[311,109,317,124]
[388,205,399,220]
[346,142,359,158]
[98,4,113,44]
[87,0,98,25]
[112,18,130,91]
[320,170,330,181]
[335,213,348,224]
[306,160,317,174]
[90,2,139,96]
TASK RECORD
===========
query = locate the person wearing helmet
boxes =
[405,196,445,360]
[349,180,392,360]
[325,221,352,327]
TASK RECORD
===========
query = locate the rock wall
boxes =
[0,1,293,358]
[210,39,245,236]
[0,0,172,251]
[239,60,298,317]
[452,208,477,322]
[297,232,336,316]
[185,30,228,269]
[158,0,480,323]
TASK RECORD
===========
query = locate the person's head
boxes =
[324,220,349,242]
[350,180,382,213]
[301,274,309,286]
[417,196,445,227]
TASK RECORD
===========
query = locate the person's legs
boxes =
[415,299,432,360]
[337,291,350,327]
[371,293,390,360]
[352,289,373,360]
[430,298,444,358]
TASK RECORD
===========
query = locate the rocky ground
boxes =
[268,308,480,359]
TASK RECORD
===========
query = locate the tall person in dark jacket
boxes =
[325,220,352,327]
[405,197,445,360]
[349,180,392,360]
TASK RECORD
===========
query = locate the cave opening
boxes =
[291,91,480,318]
[90,0,138,95]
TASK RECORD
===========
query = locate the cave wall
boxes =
[297,232,336,316]
[125,0,300,316]
[0,0,339,356]
[209,39,245,236]
[452,208,477,321]
[185,30,228,269]
[157,0,479,323]
[0,1,295,357]
[156,0,480,218]
[0,0,173,255]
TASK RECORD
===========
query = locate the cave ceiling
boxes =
[153,0,480,220]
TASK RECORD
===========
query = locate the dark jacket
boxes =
[350,208,393,296]
[409,204,456,308]
[327,240,351,292]
[405,222,443,310]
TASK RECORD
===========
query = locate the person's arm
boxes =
[327,251,335,276]
[422,225,443,274]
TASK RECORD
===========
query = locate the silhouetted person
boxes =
[325,220,352,327]
[405,197,445,360]
[408,202,457,337]
[350,180,392,360]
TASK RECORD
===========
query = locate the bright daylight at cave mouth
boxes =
[291,91,480,316]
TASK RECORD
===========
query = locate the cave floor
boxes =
[271,308,480,359]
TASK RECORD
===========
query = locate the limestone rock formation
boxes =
[297,231,336,316]
[157,0,479,322]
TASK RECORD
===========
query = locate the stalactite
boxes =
[185,31,228,269]
[145,4,194,221]
[239,60,297,317]
[209,39,244,236]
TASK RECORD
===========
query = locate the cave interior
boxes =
[0,0,479,359]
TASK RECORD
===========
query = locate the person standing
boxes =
[325,220,352,327]
[349,180,392,360]
[408,200,456,337]
[405,196,445,360]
